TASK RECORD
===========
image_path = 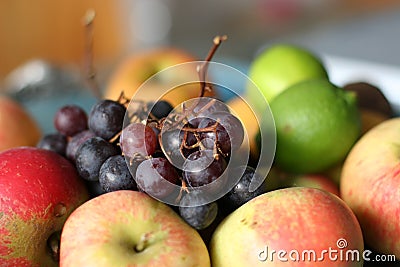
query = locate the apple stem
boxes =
[197,35,227,97]
[83,9,102,99]
[134,232,153,253]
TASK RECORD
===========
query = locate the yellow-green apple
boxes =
[0,147,89,267]
[0,95,41,152]
[341,117,400,259]
[247,44,328,105]
[105,48,213,106]
[286,174,340,196]
[210,187,363,267]
[59,190,210,267]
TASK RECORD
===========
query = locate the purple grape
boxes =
[198,112,244,155]
[179,190,218,230]
[54,105,88,137]
[66,130,96,162]
[88,99,126,140]
[37,133,67,156]
[220,166,266,212]
[160,129,197,166]
[135,157,179,198]
[120,123,157,158]
[183,150,227,187]
[75,137,119,181]
[99,155,137,192]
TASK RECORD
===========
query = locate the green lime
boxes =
[248,44,329,104]
[270,79,361,174]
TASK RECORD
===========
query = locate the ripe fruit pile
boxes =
[37,89,254,230]
[1,38,399,267]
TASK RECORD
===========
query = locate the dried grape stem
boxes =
[83,9,102,99]
[198,35,227,97]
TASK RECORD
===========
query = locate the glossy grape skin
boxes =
[198,112,244,155]
[159,129,197,166]
[179,190,218,230]
[135,157,179,199]
[88,99,126,140]
[37,133,67,156]
[99,155,137,192]
[66,130,96,162]
[120,123,158,158]
[54,105,88,137]
[75,137,119,181]
[220,166,267,212]
[183,150,227,187]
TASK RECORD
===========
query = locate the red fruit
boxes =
[0,147,89,267]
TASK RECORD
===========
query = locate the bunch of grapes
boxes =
[37,36,269,231]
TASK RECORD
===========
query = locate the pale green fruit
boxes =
[248,44,329,104]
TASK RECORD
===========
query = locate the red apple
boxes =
[0,95,41,152]
[59,190,210,267]
[0,147,89,267]
[341,117,400,259]
[211,187,364,266]
[287,174,340,196]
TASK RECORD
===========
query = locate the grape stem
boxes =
[83,9,102,99]
[197,35,227,97]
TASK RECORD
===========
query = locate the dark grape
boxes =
[120,123,158,158]
[220,166,266,212]
[160,129,197,166]
[99,155,137,192]
[147,100,173,119]
[54,105,88,137]
[179,190,218,230]
[88,99,126,140]
[37,133,67,156]
[183,150,227,187]
[75,137,119,181]
[66,130,96,162]
[135,157,179,198]
[198,112,244,155]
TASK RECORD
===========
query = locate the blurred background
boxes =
[1,0,400,133]
[1,0,400,80]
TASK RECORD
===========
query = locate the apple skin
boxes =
[105,48,212,106]
[210,187,363,267]
[287,174,340,196]
[0,95,41,152]
[0,147,89,267]
[341,117,400,259]
[59,190,210,267]
[248,44,328,104]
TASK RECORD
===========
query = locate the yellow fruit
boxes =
[226,97,259,156]
[104,48,213,106]
[0,95,41,152]
[270,79,361,174]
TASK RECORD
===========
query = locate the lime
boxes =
[248,44,329,104]
[270,79,361,174]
